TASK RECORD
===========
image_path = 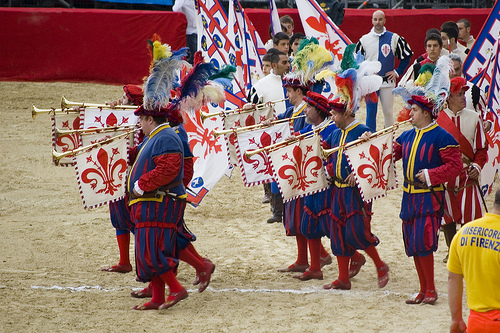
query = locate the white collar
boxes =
[312,117,330,130]
[345,118,359,130]
[294,101,306,112]
[416,120,436,130]
[370,26,387,37]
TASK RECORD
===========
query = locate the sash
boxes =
[436,111,475,162]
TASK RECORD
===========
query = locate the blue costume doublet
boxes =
[127,124,186,282]
[324,121,379,256]
[300,120,338,239]
[395,123,459,256]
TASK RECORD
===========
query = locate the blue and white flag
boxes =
[463,0,500,81]
[269,0,282,36]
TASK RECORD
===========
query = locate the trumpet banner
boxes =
[82,107,138,129]
[223,105,274,166]
[269,135,329,202]
[236,122,291,186]
[344,130,397,202]
[52,112,82,167]
[74,135,129,210]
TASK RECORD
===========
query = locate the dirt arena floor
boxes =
[0,81,497,332]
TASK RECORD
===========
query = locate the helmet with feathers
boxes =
[135,36,235,124]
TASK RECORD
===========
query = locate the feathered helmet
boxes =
[393,56,452,119]
[136,37,233,124]
[283,37,334,93]
[303,91,331,115]
[316,43,382,114]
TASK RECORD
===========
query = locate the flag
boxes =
[184,105,230,206]
[295,0,351,62]
[344,130,397,202]
[237,122,292,186]
[52,112,82,166]
[269,135,329,202]
[223,104,274,166]
[74,133,128,209]
[477,40,500,197]
[465,37,500,197]
[269,0,282,36]
[463,0,500,81]
[228,0,265,90]
[198,0,247,95]
[202,0,228,34]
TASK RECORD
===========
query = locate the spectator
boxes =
[441,21,467,63]
[280,15,294,37]
[457,18,476,51]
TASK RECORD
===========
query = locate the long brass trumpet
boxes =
[212,115,305,138]
[55,125,139,136]
[244,119,335,158]
[200,98,288,123]
[31,104,79,120]
[61,96,137,110]
[321,119,411,158]
[52,129,135,165]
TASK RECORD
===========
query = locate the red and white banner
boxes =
[295,0,351,62]
[52,112,82,167]
[74,134,129,210]
[184,105,231,206]
[237,122,291,186]
[223,104,274,166]
[269,135,328,201]
[82,107,138,129]
[344,130,397,202]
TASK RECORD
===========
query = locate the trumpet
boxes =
[61,96,137,110]
[199,98,288,123]
[52,129,135,165]
[31,104,78,120]
[55,125,139,136]
[321,119,411,158]
[244,119,335,158]
[212,115,305,138]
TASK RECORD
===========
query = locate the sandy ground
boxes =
[0,81,497,333]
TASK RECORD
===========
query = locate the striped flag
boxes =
[463,0,500,81]
[228,0,265,91]
[269,0,282,36]
[295,0,351,62]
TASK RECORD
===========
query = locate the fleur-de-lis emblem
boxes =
[278,144,322,190]
[357,143,392,189]
[243,132,275,175]
[81,147,127,195]
[57,116,81,152]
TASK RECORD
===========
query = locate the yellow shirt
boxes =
[447,213,500,312]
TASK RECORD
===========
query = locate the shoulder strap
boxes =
[436,111,475,161]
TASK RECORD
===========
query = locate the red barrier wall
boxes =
[0,8,187,85]
[246,8,490,62]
